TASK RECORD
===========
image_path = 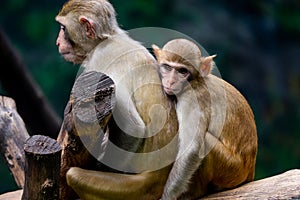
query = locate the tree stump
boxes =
[57,71,115,199]
[21,135,62,200]
[0,96,29,188]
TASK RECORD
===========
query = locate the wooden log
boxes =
[202,169,300,199]
[0,190,22,200]
[1,169,300,199]
[0,96,29,188]
[57,71,115,199]
[21,135,62,200]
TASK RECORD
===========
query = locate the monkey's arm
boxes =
[162,87,209,200]
[162,142,204,200]
[67,167,170,200]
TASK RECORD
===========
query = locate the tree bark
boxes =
[0,28,61,138]
[0,96,29,188]
[21,135,62,200]
[57,71,115,199]
[202,169,300,199]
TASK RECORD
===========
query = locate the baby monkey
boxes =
[152,39,257,199]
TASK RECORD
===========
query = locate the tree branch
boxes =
[0,28,61,138]
[202,169,300,199]
[0,96,29,188]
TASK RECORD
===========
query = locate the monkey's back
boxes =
[207,74,257,156]
[83,33,179,173]
[184,74,258,199]
[207,74,257,175]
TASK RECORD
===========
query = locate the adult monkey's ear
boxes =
[152,44,163,63]
[79,16,97,39]
[200,55,216,77]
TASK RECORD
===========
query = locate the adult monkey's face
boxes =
[55,0,118,64]
[55,14,98,64]
[55,22,84,64]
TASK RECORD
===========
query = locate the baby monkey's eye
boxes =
[177,68,190,78]
[161,64,172,71]
[177,68,189,75]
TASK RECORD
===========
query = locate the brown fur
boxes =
[153,39,257,199]
[178,75,257,199]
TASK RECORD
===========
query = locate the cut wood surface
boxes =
[0,96,29,188]
[1,169,299,199]
[22,135,62,200]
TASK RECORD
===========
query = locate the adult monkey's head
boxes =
[55,0,122,64]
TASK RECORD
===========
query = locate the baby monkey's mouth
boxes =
[164,87,180,95]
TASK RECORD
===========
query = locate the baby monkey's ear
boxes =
[200,54,217,77]
[152,44,163,63]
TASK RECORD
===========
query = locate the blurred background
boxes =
[0,0,299,194]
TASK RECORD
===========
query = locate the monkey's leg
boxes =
[176,131,252,200]
[203,132,252,189]
[166,130,253,200]
[66,166,170,200]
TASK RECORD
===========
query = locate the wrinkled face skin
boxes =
[55,21,85,64]
[159,61,191,96]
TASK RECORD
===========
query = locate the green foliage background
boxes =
[0,0,300,194]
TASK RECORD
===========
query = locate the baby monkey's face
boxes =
[159,61,191,96]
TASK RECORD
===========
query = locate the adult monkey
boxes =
[55,0,178,199]
[152,39,258,199]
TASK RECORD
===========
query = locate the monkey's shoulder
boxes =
[205,75,246,97]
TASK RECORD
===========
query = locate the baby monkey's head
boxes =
[152,38,216,95]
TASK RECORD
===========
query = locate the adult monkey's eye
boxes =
[59,24,75,46]
[60,25,66,31]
